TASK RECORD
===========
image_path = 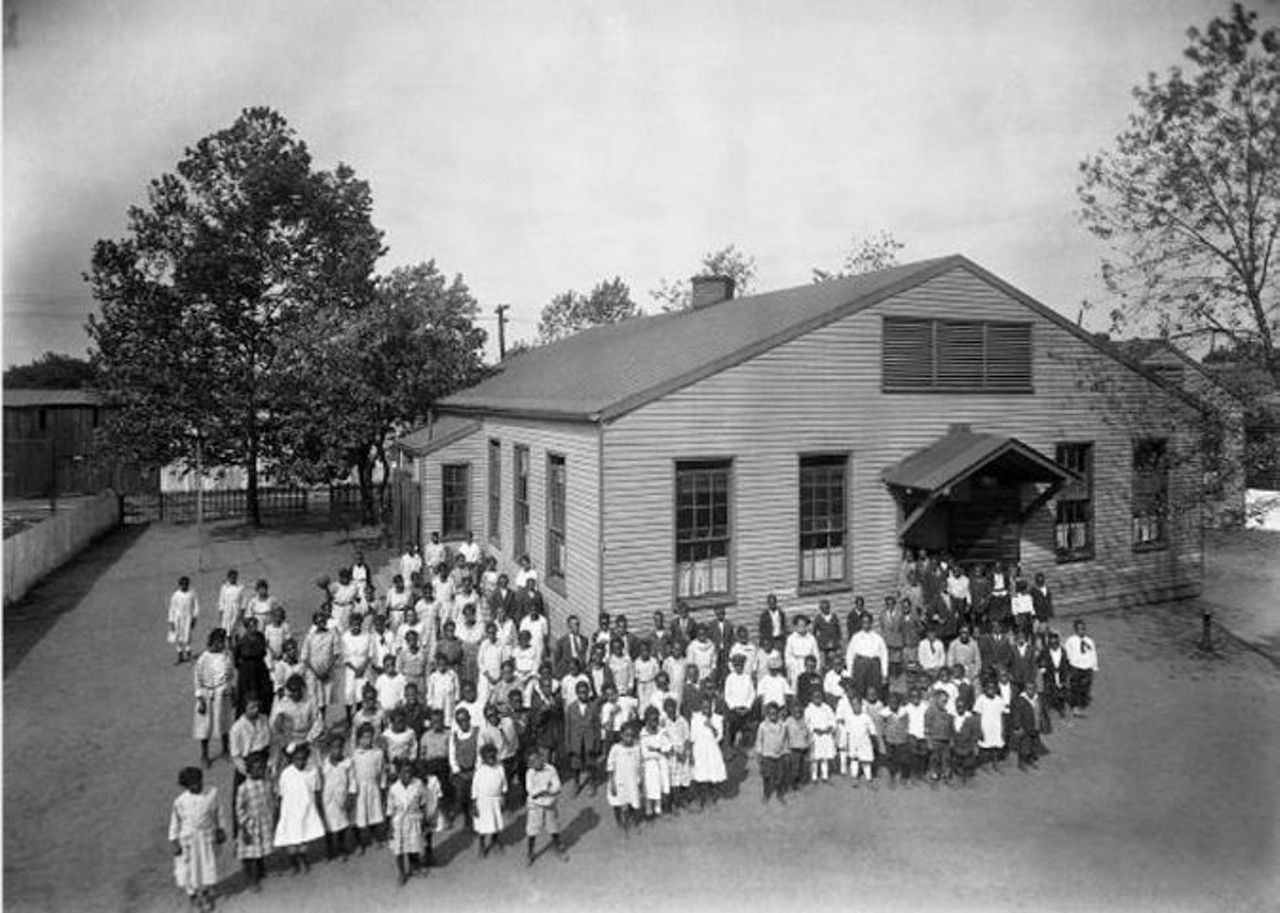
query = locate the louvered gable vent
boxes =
[883,317,1033,393]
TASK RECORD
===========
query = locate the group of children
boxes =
[166,542,1101,909]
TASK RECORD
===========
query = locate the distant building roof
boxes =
[2,389,107,409]
[440,255,1210,423]
[394,415,481,456]
[1111,338,1246,404]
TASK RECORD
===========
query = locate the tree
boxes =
[1077,4,1280,386]
[86,107,385,525]
[650,244,757,312]
[273,261,489,524]
[3,352,98,389]
[537,276,641,344]
[812,231,905,282]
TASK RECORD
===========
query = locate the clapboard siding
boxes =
[471,417,600,632]
[602,267,1203,631]
[419,431,484,547]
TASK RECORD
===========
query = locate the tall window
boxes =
[442,464,469,539]
[1054,443,1094,562]
[1133,438,1169,549]
[546,454,566,593]
[799,455,848,588]
[513,445,530,559]
[487,439,501,546]
[882,318,1033,392]
[675,460,732,601]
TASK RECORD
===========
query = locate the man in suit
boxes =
[708,604,734,676]
[671,601,697,652]
[554,615,591,678]
[487,573,516,624]
[513,577,545,621]
[758,593,787,654]
[1009,680,1042,770]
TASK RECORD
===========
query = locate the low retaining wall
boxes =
[4,489,121,606]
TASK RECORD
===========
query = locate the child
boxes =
[426,658,460,726]
[524,747,568,864]
[880,693,912,787]
[168,576,200,664]
[804,690,836,783]
[689,699,727,806]
[218,569,245,646]
[387,759,428,884]
[472,743,508,856]
[563,681,600,795]
[903,687,929,781]
[754,702,790,803]
[301,611,340,722]
[638,706,672,818]
[273,638,305,701]
[234,753,272,893]
[169,766,223,912]
[1011,579,1036,638]
[721,653,757,754]
[341,614,377,725]
[606,722,643,833]
[449,708,479,828]
[274,743,325,875]
[418,710,452,821]
[349,685,385,751]
[924,689,954,784]
[607,637,637,697]
[320,734,354,859]
[376,655,407,712]
[973,680,1008,773]
[1064,619,1099,717]
[784,616,819,690]
[1038,632,1070,720]
[1010,680,1043,771]
[513,630,541,690]
[796,655,823,709]
[264,605,291,663]
[383,707,418,768]
[843,692,877,785]
[634,640,660,707]
[784,701,812,791]
[193,628,235,767]
[661,698,692,812]
[952,696,982,784]
[1031,572,1054,645]
[351,723,386,852]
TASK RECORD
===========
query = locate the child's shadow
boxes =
[433,825,477,866]
[720,750,750,801]
[558,806,601,851]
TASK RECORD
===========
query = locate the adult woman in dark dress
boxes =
[234,616,274,716]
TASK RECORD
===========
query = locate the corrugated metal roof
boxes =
[394,415,481,456]
[883,430,1072,492]
[443,256,963,422]
[2,388,106,408]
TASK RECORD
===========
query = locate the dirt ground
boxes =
[3,522,1278,913]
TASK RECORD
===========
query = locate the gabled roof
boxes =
[1112,338,1246,404]
[394,415,480,457]
[440,254,1211,423]
[882,429,1074,493]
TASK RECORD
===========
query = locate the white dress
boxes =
[844,709,877,763]
[170,788,220,892]
[689,711,727,783]
[192,651,235,740]
[168,590,199,646]
[639,728,672,801]
[275,765,324,847]
[805,702,837,761]
[321,758,354,831]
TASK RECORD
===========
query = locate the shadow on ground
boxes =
[3,524,147,677]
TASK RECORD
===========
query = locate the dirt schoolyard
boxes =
[3,521,1278,913]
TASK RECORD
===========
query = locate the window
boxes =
[1054,443,1094,562]
[675,460,732,602]
[442,464,469,539]
[513,445,530,559]
[882,318,1033,392]
[799,455,848,589]
[487,439,501,546]
[1133,438,1169,550]
[546,454,566,593]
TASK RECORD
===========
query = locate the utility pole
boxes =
[495,304,509,360]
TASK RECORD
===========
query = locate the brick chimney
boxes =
[691,275,735,309]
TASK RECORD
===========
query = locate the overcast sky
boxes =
[3,0,1262,367]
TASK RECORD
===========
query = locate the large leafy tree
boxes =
[537,276,641,344]
[3,352,98,389]
[650,244,757,312]
[1078,4,1280,386]
[86,107,385,525]
[812,230,905,282]
[274,261,489,523]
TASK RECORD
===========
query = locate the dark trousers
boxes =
[788,748,809,787]
[451,770,474,822]
[886,741,912,781]
[724,708,754,751]
[927,742,951,779]
[911,737,930,778]
[759,755,786,798]
[952,749,977,780]
[1069,667,1093,709]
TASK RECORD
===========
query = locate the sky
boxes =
[4,0,1269,367]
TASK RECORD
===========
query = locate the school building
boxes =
[402,255,1207,632]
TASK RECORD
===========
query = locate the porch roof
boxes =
[882,427,1074,494]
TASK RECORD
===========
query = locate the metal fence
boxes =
[121,483,383,525]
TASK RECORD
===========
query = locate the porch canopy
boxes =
[882,426,1077,545]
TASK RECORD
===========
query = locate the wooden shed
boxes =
[406,255,1207,632]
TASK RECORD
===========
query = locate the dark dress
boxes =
[234,630,273,716]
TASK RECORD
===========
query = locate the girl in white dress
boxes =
[192,628,236,767]
[661,698,692,812]
[167,576,200,664]
[275,743,325,874]
[638,707,672,818]
[606,723,643,832]
[472,743,508,856]
[320,734,354,859]
[350,723,386,851]
[169,766,223,912]
[804,692,837,783]
[341,614,377,726]
[843,693,878,784]
[689,702,727,807]
[386,760,428,884]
